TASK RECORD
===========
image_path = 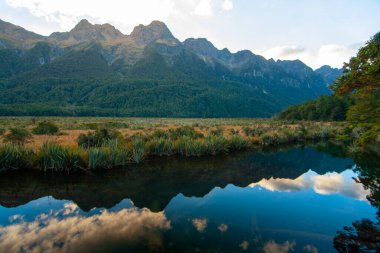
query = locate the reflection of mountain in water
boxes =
[0,144,354,212]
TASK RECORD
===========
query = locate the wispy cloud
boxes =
[254,43,362,69]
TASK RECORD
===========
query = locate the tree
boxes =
[332,32,380,124]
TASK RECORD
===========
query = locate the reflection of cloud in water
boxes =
[264,240,296,253]
[249,170,369,201]
[304,244,319,253]
[218,223,228,232]
[311,171,369,200]
[250,176,310,192]
[239,240,249,250]
[0,206,171,253]
[192,218,208,232]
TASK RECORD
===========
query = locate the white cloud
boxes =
[5,0,176,32]
[222,0,233,11]
[194,0,213,16]
[253,43,362,69]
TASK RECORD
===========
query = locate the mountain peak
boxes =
[72,19,94,32]
[130,20,175,45]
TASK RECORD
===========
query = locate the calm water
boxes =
[0,143,378,253]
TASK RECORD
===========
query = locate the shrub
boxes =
[35,142,84,172]
[4,128,32,145]
[77,128,121,148]
[0,144,33,171]
[0,128,5,136]
[33,121,59,135]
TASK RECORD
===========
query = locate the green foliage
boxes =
[227,135,249,151]
[131,138,145,163]
[0,144,32,171]
[205,135,229,155]
[0,128,5,135]
[77,128,121,148]
[3,127,31,145]
[35,142,84,172]
[33,121,59,135]
[278,95,352,121]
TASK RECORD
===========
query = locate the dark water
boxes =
[0,143,378,253]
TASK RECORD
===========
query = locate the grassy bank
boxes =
[0,117,349,172]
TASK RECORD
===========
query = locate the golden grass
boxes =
[0,117,344,150]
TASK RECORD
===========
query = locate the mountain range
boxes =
[0,19,342,117]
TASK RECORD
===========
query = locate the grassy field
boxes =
[0,117,344,148]
[0,117,347,172]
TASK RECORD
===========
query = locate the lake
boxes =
[0,142,378,253]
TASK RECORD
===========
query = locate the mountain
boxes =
[315,65,344,86]
[0,19,337,117]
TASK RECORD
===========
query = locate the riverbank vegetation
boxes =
[278,31,380,152]
[0,118,348,172]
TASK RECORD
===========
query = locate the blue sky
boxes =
[1,0,379,68]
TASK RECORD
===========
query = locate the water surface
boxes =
[0,143,378,253]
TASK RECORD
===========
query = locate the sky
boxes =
[1,0,379,69]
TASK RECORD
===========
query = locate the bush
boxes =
[0,128,5,136]
[77,128,121,148]
[33,121,59,135]
[4,128,32,145]
[0,144,33,171]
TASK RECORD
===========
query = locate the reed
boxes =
[131,138,145,163]
[35,142,85,172]
[0,144,33,171]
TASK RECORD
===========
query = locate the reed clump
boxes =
[0,144,33,171]
[35,142,85,172]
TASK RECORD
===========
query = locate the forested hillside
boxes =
[0,19,337,117]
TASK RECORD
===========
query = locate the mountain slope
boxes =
[0,19,337,117]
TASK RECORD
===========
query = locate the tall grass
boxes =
[35,142,84,172]
[0,120,347,171]
[0,144,32,171]
[131,138,145,163]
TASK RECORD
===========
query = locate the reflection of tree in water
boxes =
[333,151,380,252]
